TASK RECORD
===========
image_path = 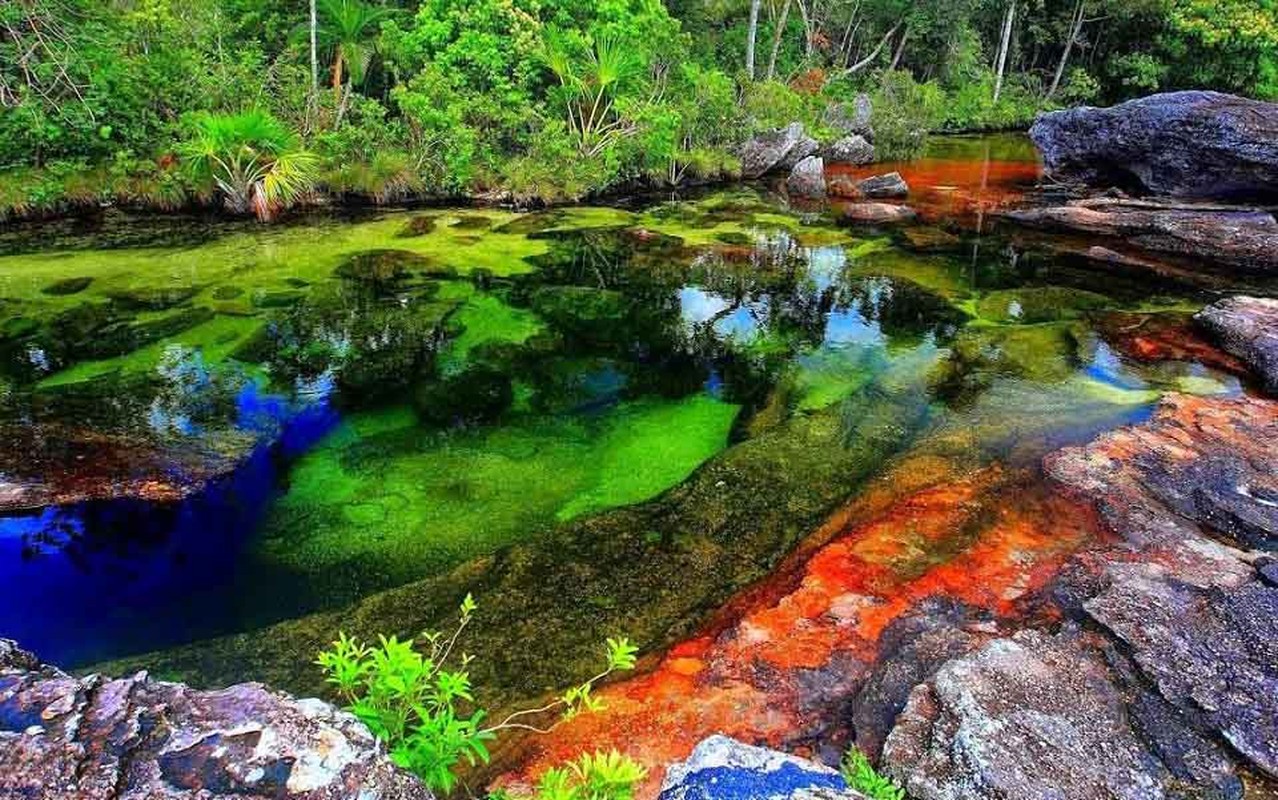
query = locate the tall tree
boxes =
[766,0,794,80]
[310,0,319,97]
[745,0,762,79]
[993,0,1015,101]
[1046,0,1086,100]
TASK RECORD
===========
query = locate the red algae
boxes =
[497,456,1102,798]
[826,156,1041,227]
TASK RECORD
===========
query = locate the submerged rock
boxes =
[0,422,257,512]
[660,736,867,800]
[0,639,431,799]
[1196,296,1278,393]
[827,172,908,200]
[41,276,93,296]
[1030,91,1278,200]
[1002,198,1278,274]
[837,203,917,225]
[786,156,827,199]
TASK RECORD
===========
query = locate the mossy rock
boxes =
[714,231,753,246]
[931,323,1082,405]
[335,249,435,286]
[252,289,307,308]
[530,286,628,327]
[414,365,514,426]
[106,285,200,310]
[976,287,1110,324]
[0,316,39,342]
[41,276,93,296]
[396,215,438,238]
[212,286,244,300]
[492,211,567,236]
[451,214,493,231]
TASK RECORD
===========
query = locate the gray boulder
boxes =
[825,134,875,165]
[787,156,827,199]
[0,640,432,799]
[1196,296,1278,394]
[824,95,874,140]
[740,123,815,179]
[882,626,1241,800]
[1030,91,1278,200]
[856,172,909,199]
[660,735,867,800]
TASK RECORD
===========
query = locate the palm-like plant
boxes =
[541,30,644,157]
[181,110,318,221]
[317,0,387,95]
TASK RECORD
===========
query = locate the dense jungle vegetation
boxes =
[2,0,1275,217]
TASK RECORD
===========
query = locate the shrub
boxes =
[316,593,639,794]
[179,110,318,220]
[840,747,904,800]
[870,71,945,161]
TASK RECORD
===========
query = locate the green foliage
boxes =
[840,747,905,800]
[180,110,318,219]
[534,751,647,800]
[316,594,639,794]
[870,71,944,161]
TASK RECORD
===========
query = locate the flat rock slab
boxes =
[1030,91,1278,200]
[1044,393,1278,781]
[882,626,1238,800]
[1002,198,1278,274]
[0,640,431,799]
[1197,296,1278,394]
[660,735,867,800]
[0,423,258,512]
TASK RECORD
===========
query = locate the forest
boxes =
[2,0,1276,216]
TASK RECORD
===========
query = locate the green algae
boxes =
[38,315,262,388]
[248,394,740,607]
[437,293,546,375]
[94,349,938,700]
[974,287,1111,324]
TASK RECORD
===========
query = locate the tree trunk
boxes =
[1046,0,1085,101]
[796,0,813,59]
[888,25,909,71]
[745,0,762,80]
[993,0,1015,102]
[309,0,318,97]
[766,0,793,81]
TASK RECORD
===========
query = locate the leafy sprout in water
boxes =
[840,746,905,800]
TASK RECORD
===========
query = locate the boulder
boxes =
[882,626,1241,800]
[786,156,827,199]
[739,123,814,179]
[1030,91,1278,200]
[824,134,875,166]
[856,172,909,199]
[827,172,908,200]
[0,640,432,800]
[1001,198,1278,274]
[1196,296,1278,393]
[659,735,867,800]
[823,95,874,140]
[838,203,917,225]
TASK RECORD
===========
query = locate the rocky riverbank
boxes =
[0,639,432,799]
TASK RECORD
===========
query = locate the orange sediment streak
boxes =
[497,457,1101,797]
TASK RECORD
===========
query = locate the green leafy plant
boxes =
[316,593,639,794]
[179,110,318,220]
[840,747,905,800]
[533,750,647,800]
